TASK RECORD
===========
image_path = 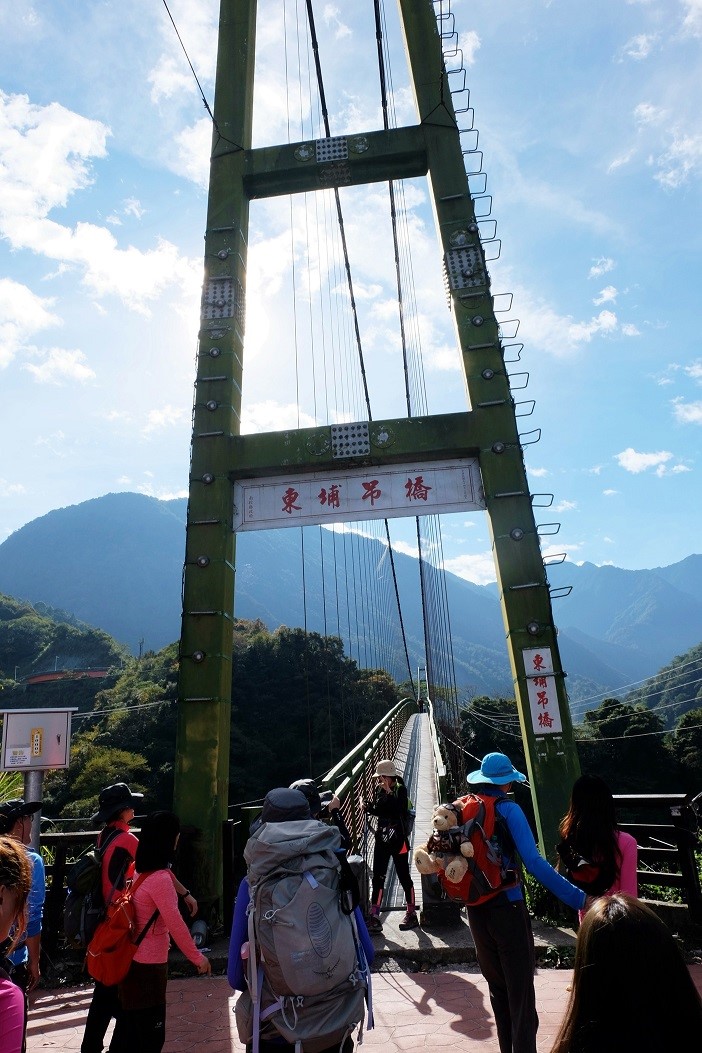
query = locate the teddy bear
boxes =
[413,801,474,884]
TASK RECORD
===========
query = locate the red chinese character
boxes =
[318,484,341,508]
[532,676,547,688]
[531,653,545,672]
[538,711,554,729]
[361,480,382,506]
[281,487,301,514]
[405,475,432,501]
[536,690,549,708]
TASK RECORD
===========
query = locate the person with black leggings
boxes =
[364,760,418,932]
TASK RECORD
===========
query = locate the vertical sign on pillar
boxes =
[522,647,562,736]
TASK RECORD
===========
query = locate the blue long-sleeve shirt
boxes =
[9,847,45,966]
[480,787,587,912]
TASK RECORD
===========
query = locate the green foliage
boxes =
[625,642,702,730]
[229,621,401,800]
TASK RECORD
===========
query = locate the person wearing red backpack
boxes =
[461,753,596,1053]
[81,785,197,1053]
[111,811,210,1053]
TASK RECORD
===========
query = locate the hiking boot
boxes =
[399,910,419,930]
[366,914,383,934]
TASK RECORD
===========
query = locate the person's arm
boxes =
[25,852,45,991]
[150,872,210,972]
[616,831,638,897]
[168,870,199,918]
[502,802,587,912]
[329,806,353,853]
[227,878,251,991]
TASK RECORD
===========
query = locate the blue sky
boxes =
[1,0,701,586]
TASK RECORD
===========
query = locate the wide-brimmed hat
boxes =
[0,798,41,834]
[466,752,526,786]
[374,760,398,779]
[91,783,144,824]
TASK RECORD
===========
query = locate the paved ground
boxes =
[23,961,702,1053]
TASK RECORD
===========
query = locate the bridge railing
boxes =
[614,792,702,925]
[222,698,419,930]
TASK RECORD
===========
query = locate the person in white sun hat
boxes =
[364,759,418,932]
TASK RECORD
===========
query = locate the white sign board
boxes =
[0,708,76,770]
[522,647,562,736]
[233,458,485,531]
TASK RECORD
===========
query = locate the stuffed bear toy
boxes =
[414,801,474,883]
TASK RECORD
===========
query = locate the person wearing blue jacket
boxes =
[462,753,595,1053]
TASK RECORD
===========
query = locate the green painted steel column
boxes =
[396,0,580,857]
[173,0,256,909]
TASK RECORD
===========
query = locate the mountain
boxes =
[0,492,701,706]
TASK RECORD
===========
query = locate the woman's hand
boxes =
[197,956,212,975]
[183,893,198,917]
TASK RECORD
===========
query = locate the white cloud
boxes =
[634,102,666,126]
[588,258,615,279]
[684,360,702,380]
[23,347,95,384]
[0,92,199,312]
[681,0,702,37]
[323,5,352,40]
[442,550,496,586]
[672,399,702,424]
[141,404,190,435]
[458,31,481,65]
[0,480,26,498]
[615,447,673,473]
[593,285,617,305]
[602,489,618,496]
[553,500,577,513]
[241,400,319,433]
[621,323,641,336]
[653,130,702,188]
[0,278,60,368]
[620,33,657,60]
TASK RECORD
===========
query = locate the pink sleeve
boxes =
[0,976,26,1053]
[614,830,638,897]
[147,871,206,967]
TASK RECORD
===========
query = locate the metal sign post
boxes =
[0,708,77,850]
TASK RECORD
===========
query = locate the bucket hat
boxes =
[92,782,144,824]
[466,752,526,786]
[249,787,312,834]
[0,798,41,834]
[374,759,398,778]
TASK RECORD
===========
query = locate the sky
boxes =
[1,0,701,588]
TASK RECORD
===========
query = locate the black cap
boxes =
[258,787,311,826]
[0,798,41,835]
[91,783,144,824]
[289,778,322,817]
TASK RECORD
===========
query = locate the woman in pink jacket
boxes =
[0,836,32,1053]
[557,773,638,924]
[113,812,210,1052]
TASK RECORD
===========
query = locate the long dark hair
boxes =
[550,894,702,1052]
[558,774,621,879]
[135,811,180,872]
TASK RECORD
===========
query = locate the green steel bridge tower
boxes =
[173,0,581,908]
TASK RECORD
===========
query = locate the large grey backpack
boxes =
[235,820,372,1053]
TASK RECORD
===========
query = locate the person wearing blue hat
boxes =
[462,753,596,1053]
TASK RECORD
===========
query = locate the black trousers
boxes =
[371,834,415,906]
[465,897,538,1053]
[81,981,121,1053]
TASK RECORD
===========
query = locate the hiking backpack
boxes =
[438,792,519,906]
[234,819,373,1053]
[555,839,617,896]
[85,872,158,986]
[63,828,123,949]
